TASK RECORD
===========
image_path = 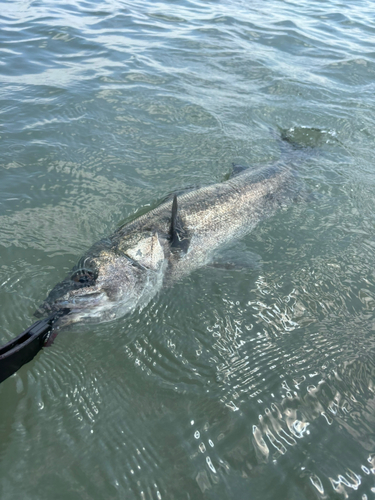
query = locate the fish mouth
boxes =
[35,291,107,322]
[56,291,106,310]
[37,291,108,346]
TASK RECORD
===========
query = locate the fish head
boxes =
[36,231,166,326]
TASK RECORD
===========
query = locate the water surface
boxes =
[1,0,375,498]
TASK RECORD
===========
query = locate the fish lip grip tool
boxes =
[0,309,69,384]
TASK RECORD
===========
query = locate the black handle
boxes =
[0,318,54,384]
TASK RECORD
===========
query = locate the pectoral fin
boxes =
[208,245,261,272]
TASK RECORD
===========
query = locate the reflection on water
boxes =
[1,0,375,498]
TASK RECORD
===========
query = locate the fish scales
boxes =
[37,163,298,331]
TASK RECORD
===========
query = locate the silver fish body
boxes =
[37,163,298,327]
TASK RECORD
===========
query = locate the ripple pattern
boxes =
[1,0,375,499]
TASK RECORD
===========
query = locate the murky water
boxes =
[1,0,375,498]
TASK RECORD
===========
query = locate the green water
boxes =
[1,0,375,498]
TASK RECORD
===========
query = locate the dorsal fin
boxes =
[169,195,190,252]
[170,195,178,246]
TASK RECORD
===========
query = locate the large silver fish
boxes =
[37,163,299,332]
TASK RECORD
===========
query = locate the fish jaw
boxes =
[36,244,168,328]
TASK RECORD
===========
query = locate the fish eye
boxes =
[71,269,96,286]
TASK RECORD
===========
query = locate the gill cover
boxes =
[118,231,164,270]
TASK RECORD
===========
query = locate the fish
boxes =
[36,162,299,336]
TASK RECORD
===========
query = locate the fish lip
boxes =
[35,290,107,320]
[40,292,107,346]
[53,291,106,312]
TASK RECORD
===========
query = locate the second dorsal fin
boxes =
[231,163,249,177]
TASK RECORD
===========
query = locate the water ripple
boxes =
[1,0,375,498]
